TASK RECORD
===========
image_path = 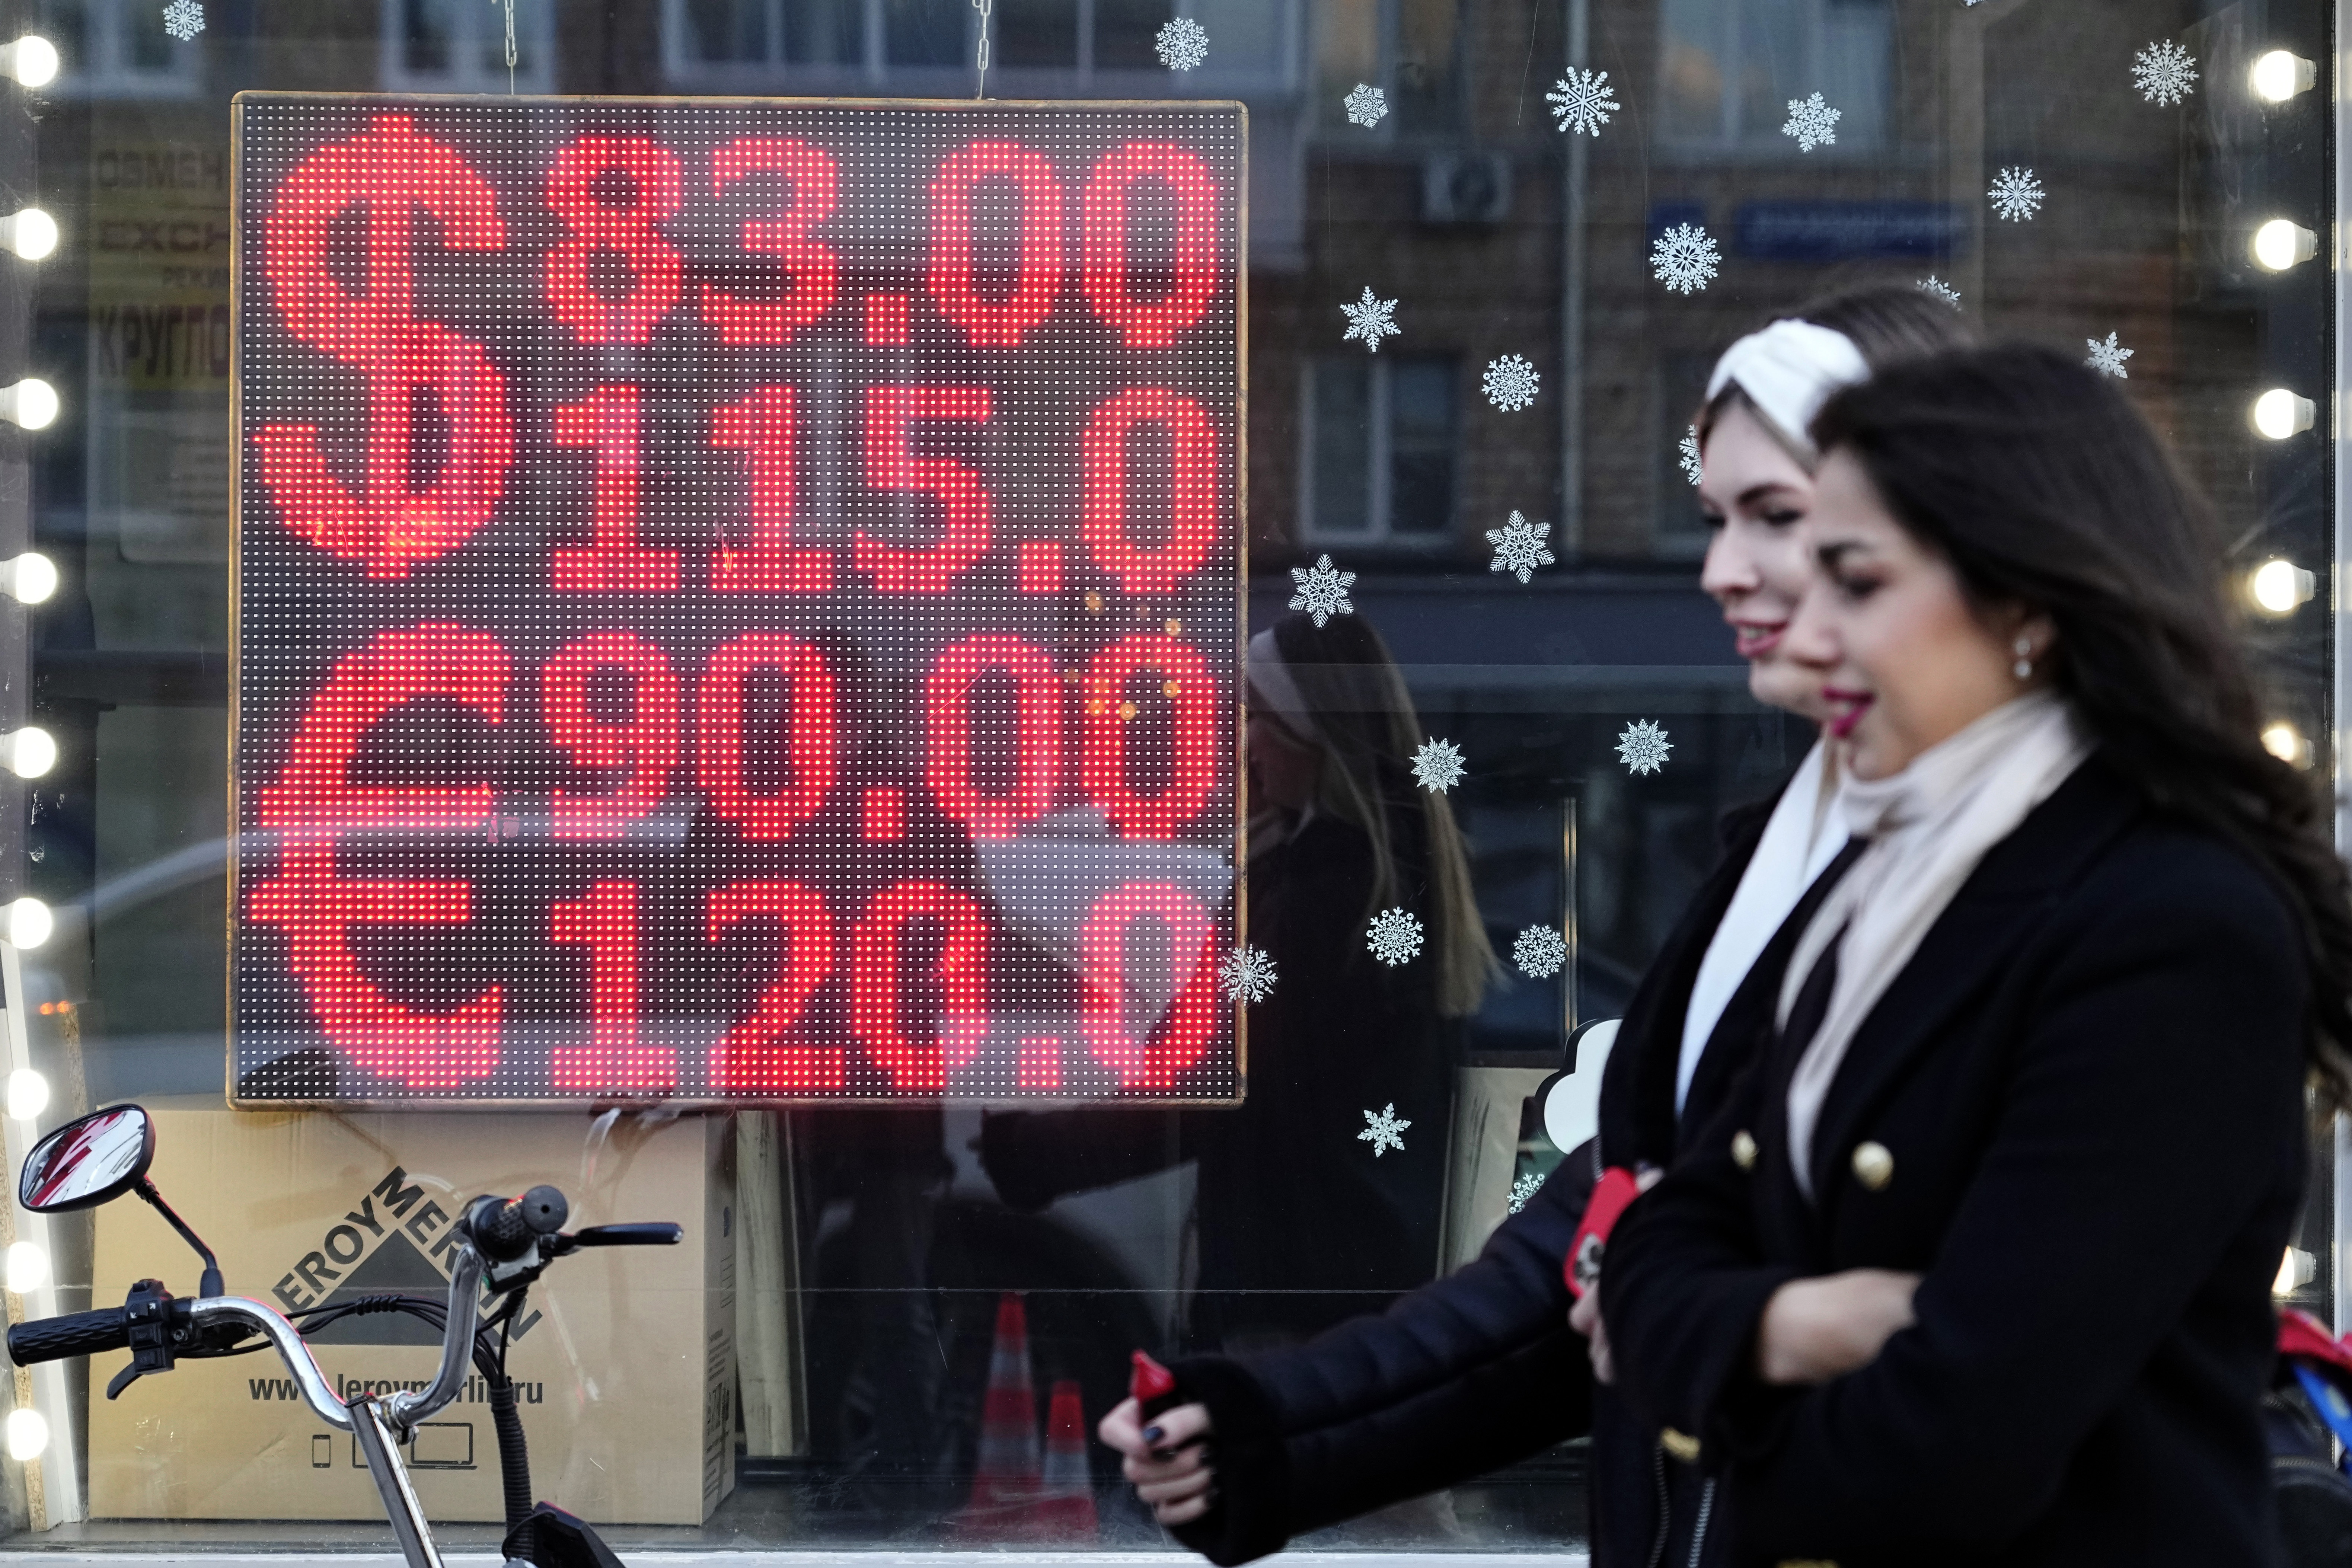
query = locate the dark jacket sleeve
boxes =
[1164,1142,1598,1565]
[1603,837,2308,1559]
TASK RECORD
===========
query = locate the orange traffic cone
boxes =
[1033,1379,1099,1539]
[954,1293,1042,1536]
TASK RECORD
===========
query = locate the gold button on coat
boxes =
[1661,1427,1701,1463]
[1731,1130,1758,1171]
[1851,1141,1894,1190]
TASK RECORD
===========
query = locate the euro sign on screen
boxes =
[229,95,1247,1106]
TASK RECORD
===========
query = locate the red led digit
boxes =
[710,386,831,593]
[697,632,839,840]
[1080,142,1219,349]
[928,140,1064,349]
[247,622,509,1089]
[849,881,991,1093]
[707,881,842,1093]
[1080,388,1220,594]
[542,630,680,839]
[858,387,994,593]
[1078,881,1219,1091]
[923,634,1062,839]
[545,135,684,345]
[1081,634,1220,839]
[551,385,681,593]
[702,138,840,346]
[551,880,676,1092]
[255,114,512,579]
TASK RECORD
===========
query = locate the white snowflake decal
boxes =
[1617,719,1672,776]
[1340,286,1402,352]
[1486,511,1555,583]
[1678,426,1703,485]
[1155,16,1208,70]
[1359,1103,1411,1157]
[1988,166,2044,223]
[2131,39,2197,105]
[1781,91,1841,151]
[2084,331,2133,379]
[1508,1171,1545,1214]
[1513,924,1567,979]
[1650,222,1720,294]
[1411,738,1467,794]
[1546,68,1620,137]
[1916,275,1961,308]
[1219,945,1277,1004]
[1344,83,1388,127]
[1366,907,1424,966]
[1483,354,1541,412]
[1288,553,1356,627]
[162,0,204,38]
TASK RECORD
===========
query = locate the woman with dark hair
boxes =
[1097,282,1972,1568]
[1602,341,2352,1566]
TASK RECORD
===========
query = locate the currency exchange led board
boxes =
[229,95,1246,1104]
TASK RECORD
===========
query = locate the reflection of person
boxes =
[1604,344,2352,1565]
[1095,283,1970,1568]
[980,608,1494,1350]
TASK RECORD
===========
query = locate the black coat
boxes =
[1603,759,2309,1568]
[1165,786,1844,1567]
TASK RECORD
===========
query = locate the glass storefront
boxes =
[0,0,2334,1551]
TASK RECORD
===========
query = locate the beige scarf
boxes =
[1781,692,2090,1197]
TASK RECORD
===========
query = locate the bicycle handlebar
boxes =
[7,1306,130,1365]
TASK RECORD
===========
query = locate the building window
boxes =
[36,0,201,98]
[382,0,554,92]
[1657,0,1890,152]
[1305,355,1459,542]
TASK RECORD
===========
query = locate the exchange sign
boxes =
[229,95,1247,1104]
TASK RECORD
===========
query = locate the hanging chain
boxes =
[494,0,517,93]
[972,0,992,98]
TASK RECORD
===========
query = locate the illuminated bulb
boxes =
[2250,49,2317,102]
[2250,558,2316,614]
[6,1068,48,1122]
[2251,218,2318,271]
[2262,721,2313,767]
[2252,388,2315,440]
[6,1408,48,1462]
[3,729,54,781]
[6,898,52,951]
[0,380,57,432]
[6,554,55,607]
[0,36,58,88]
[2276,1245,2318,1294]
[0,209,55,263]
[5,1242,46,1294]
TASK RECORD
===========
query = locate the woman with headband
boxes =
[1096,282,1970,1568]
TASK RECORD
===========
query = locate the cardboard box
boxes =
[85,1103,735,1524]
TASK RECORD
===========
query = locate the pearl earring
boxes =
[2013,637,2033,680]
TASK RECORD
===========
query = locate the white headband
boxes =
[1246,628,1318,740]
[1704,319,1872,463]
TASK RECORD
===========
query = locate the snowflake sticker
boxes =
[2085,332,2133,379]
[1513,924,1567,979]
[1340,286,1401,352]
[1617,719,1672,776]
[1366,907,1424,966]
[1650,222,1720,294]
[1483,354,1541,412]
[1288,553,1356,627]
[1781,91,1841,151]
[1917,275,1961,308]
[1508,1171,1544,1214]
[1219,946,1277,1004]
[1359,1103,1411,1157]
[1344,83,1388,127]
[2132,39,2197,105]
[1546,68,1620,137]
[1988,166,2043,222]
[1156,16,1208,70]
[162,0,204,38]
[1486,511,1554,583]
[1679,426,1703,485]
[1411,738,1467,794]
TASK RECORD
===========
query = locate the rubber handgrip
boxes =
[569,1223,682,1247]
[8,1307,131,1366]
[470,1187,569,1263]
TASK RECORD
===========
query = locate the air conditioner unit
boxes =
[1421,152,1512,225]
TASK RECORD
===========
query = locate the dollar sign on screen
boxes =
[253,114,513,579]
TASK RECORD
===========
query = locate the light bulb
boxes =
[5,1242,47,1294]
[6,1068,48,1122]
[6,1408,48,1462]
[2252,388,2315,440]
[3,729,55,781]
[0,380,57,432]
[0,36,58,88]
[6,554,55,607]
[2276,1245,2318,1294]
[2251,218,2318,271]
[2262,722,2312,767]
[7,898,53,951]
[2250,50,2316,102]
[2250,558,2316,614]
[0,209,56,263]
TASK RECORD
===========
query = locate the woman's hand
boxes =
[1756,1268,1923,1386]
[1565,1167,1661,1385]
[1098,1397,1216,1526]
